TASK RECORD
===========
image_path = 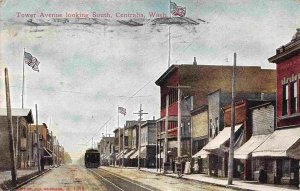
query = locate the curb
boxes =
[11,168,51,190]
[138,169,248,191]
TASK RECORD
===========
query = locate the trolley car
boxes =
[85,149,100,168]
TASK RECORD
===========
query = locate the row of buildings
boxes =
[97,28,300,187]
[0,108,65,171]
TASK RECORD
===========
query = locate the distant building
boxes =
[140,120,156,168]
[98,136,114,166]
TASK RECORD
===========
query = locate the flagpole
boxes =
[168,0,171,68]
[118,106,120,167]
[22,48,25,109]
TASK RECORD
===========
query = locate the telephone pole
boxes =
[5,68,17,186]
[133,104,148,170]
[35,104,41,172]
[167,85,191,160]
[228,52,237,185]
[163,94,169,173]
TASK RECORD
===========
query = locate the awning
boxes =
[116,150,125,159]
[192,149,209,159]
[252,127,300,159]
[130,147,146,159]
[234,134,271,159]
[43,147,52,158]
[130,150,138,159]
[202,124,243,153]
[124,149,136,158]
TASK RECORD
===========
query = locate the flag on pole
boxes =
[24,51,40,72]
[118,107,126,116]
[170,2,186,17]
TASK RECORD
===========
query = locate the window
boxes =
[215,118,219,136]
[282,159,290,177]
[282,84,289,116]
[209,119,213,138]
[291,81,298,114]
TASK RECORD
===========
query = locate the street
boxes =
[18,165,233,191]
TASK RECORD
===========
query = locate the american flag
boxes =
[24,51,40,72]
[118,107,126,116]
[170,2,186,17]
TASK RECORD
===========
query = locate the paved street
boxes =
[18,165,233,191]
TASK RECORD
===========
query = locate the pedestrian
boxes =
[171,159,175,173]
[40,156,45,171]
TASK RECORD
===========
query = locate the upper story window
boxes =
[209,119,213,138]
[169,88,178,105]
[291,81,298,114]
[282,84,289,116]
[215,117,219,136]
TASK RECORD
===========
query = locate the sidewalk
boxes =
[0,166,51,190]
[138,168,298,191]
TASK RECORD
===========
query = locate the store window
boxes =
[282,159,290,177]
[282,84,289,116]
[291,81,298,114]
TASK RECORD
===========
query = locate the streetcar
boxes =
[85,148,100,168]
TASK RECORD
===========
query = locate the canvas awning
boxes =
[202,124,243,153]
[130,147,146,159]
[252,127,300,159]
[116,150,126,159]
[192,149,209,159]
[234,134,271,159]
[43,147,52,158]
[124,149,136,158]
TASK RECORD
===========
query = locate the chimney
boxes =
[193,57,197,65]
[153,116,155,120]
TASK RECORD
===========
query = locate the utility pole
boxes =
[156,120,158,172]
[108,133,111,166]
[133,104,148,170]
[118,106,120,167]
[163,94,169,173]
[16,117,19,167]
[92,137,94,149]
[167,86,191,161]
[228,53,237,185]
[122,125,125,168]
[35,104,41,172]
[5,68,17,186]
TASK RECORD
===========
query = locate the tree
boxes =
[64,152,72,164]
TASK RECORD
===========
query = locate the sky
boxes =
[0,0,300,161]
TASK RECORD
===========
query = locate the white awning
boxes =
[192,149,209,159]
[234,134,271,159]
[202,124,243,152]
[124,149,136,158]
[252,127,300,159]
[130,147,146,159]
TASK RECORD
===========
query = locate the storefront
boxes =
[252,127,300,186]
[198,123,243,177]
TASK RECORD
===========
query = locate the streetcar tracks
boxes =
[88,168,156,191]
[99,168,155,191]
[88,168,125,191]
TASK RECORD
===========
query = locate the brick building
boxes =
[155,64,276,167]
[252,28,300,186]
